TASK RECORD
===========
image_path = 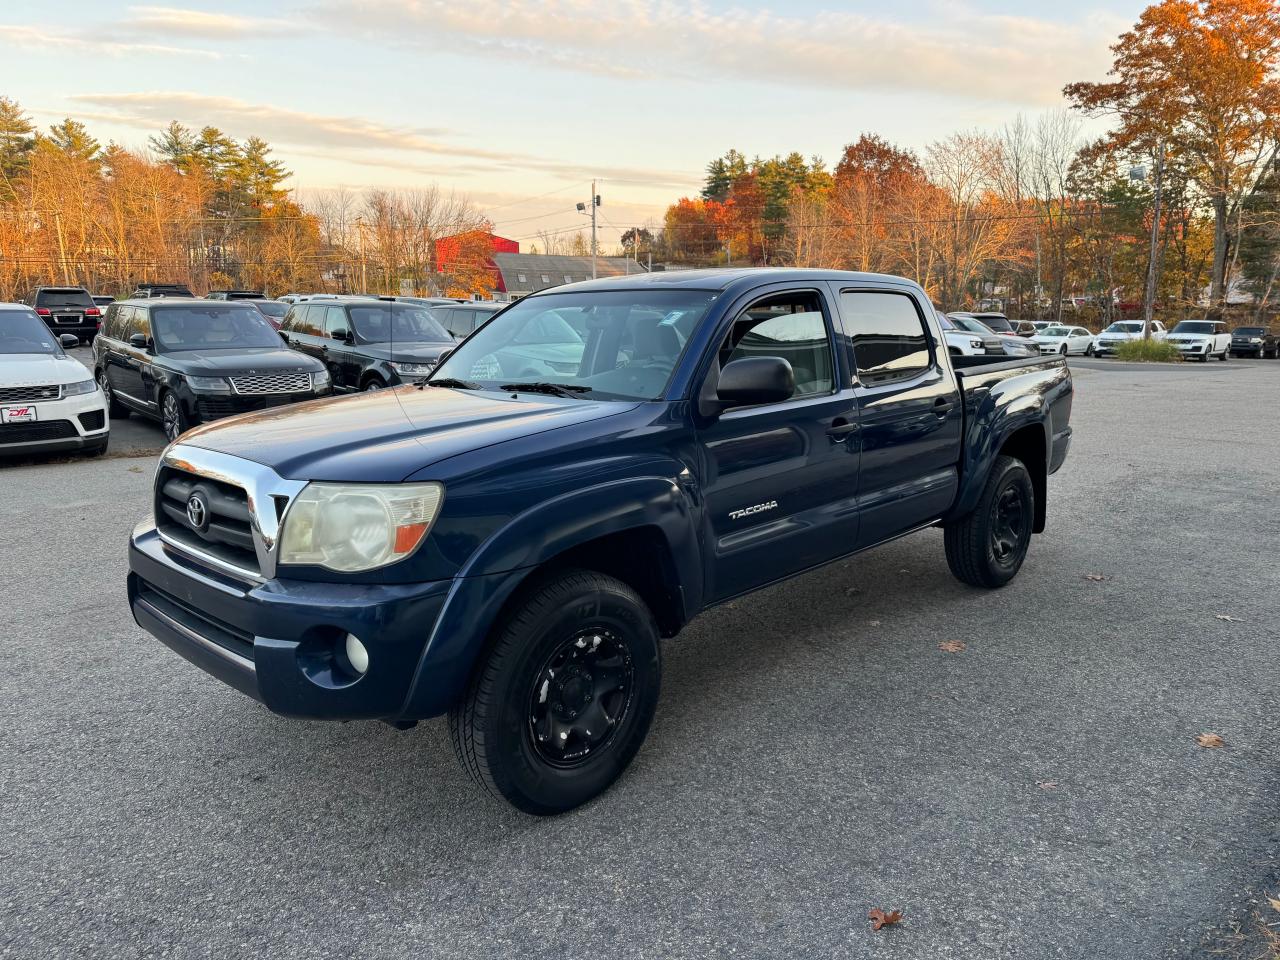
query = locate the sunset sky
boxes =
[4,1,1144,247]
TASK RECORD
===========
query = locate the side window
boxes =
[840,291,932,384]
[280,307,298,332]
[132,308,152,341]
[324,306,348,338]
[720,292,834,398]
[297,305,320,336]
[102,304,120,339]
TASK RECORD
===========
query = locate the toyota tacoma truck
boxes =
[127,270,1073,814]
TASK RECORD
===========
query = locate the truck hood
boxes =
[0,352,91,386]
[179,385,638,481]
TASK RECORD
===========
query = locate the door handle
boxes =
[827,419,860,443]
[933,397,956,416]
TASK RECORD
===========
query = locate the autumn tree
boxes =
[1065,0,1280,311]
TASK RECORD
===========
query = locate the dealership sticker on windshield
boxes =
[1,405,38,423]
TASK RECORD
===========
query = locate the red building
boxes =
[434,230,519,294]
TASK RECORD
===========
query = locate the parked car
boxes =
[24,286,101,344]
[947,313,1036,357]
[279,298,454,391]
[0,303,108,456]
[937,312,1001,356]
[126,268,1073,814]
[1094,319,1167,356]
[952,312,1037,338]
[1166,319,1231,361]
[1033,325,1096,356]
[207,289,267,301]
[249,299,289,329]
[1229,325,1277,358]
[93,299,331,441]
[431,301,504,340]
[1030,321,1054,333]
[131,283,194,299]
[92,295,114,312]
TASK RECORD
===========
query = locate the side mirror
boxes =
[710,357,795,414]
[58,334,79,348]
[436,348,453,365]
[331,328,351,342]
[128,332,151,350]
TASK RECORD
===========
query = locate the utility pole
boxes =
[1142,144,1165,340]
[576,182,601,279]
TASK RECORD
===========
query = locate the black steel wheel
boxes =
[449,569,661,815]
[944,455,1035,588]
[161,392,189,442]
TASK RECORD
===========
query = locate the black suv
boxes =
[279,299,455,391]
[131,283,194,299]
[430,301,503,339]
[208,289,266,301]
[1230,325,1277,358]
[25,286,101,343]
[93,299,332,441]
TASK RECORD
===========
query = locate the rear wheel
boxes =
[449,570,661,815]
[1219,347,1228,361]
[944,455,1035,589]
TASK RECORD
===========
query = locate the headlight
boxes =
[1251,337,1263,343]
[278,482,444,572]
[388,361,435,376]
[187,376,231,393]
[311,368,331,389]
[969,339,983,349]
[62,378,96,396]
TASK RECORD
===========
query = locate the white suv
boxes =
[1166,319,1231,362]
[1,303,109,457]
[1094,320,1167,356]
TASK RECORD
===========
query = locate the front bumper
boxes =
[1231,343,1263,355]
[192,388,331,423]
[0,390,109,455]
[1171,341,1210,356]
[128,522,456,719]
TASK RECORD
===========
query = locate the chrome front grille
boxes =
[230,372,312,395]
[0,383,61,403]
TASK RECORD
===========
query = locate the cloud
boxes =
[308,0,1125,106]
[123,6,298,38]
[0,23,223,59]
[67,92,701,191]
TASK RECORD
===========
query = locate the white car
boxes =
[1,303,109,457]
[946,313,1037,357]
[937,312,999,356]
[1094,319,1167,356]
[1033,324,1096,356]
[1166,319,1231,361]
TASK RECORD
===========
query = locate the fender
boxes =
[397,474,702,719]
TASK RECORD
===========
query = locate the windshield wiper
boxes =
[498,381,592,398]
[421,377,480,390]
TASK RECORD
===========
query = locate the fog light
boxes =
[344,634,369,675]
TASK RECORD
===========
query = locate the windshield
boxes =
[253,301,288,318]
[0,309,63,355]
[431,290,718,400]
[152,304,283,351]
[349,304,451,343]
[1171,321,1214,334]
[1105,322,1142,333]
[951,315,993,335]
[1042,326,1073,336]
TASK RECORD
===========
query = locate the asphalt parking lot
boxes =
[2,357,1278,959]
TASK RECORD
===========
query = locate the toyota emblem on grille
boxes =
[186,492,209,531]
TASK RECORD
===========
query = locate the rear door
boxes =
[116,307,153,405]
[322,305,361,390]
[833,285,963,548]
[695,286,861,601]
[284,305,324,361]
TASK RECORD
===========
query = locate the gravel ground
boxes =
[1,357,1277,959]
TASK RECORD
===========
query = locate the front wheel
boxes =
[449,570,661,815]
[161,391,191,442]
[944,455,1035,589]
[1085,343,1095,356]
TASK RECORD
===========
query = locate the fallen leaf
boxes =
[1267,895,1280,914]
[1036,780,1058,790]
[938,640,966,653]
[1196,733,1225,749]
[1214,614,1245,623]
[868,908,903,931]
[127,466,144,473]
[868,620,881,627]
[1084,573,1107,582]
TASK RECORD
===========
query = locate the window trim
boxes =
[836,286,938,387]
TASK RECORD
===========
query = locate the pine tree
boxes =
[0,96,35,192]
[44,118,99,162]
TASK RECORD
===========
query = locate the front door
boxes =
[322,305,360,390]
[696,288,860,602]
[833,286,964,548]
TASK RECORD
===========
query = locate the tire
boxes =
[97,370,130,419]
[1219,348,1228,361]
[448,569,662,815]
[1059,344,1068,356]
[161,391,190,442]
[362,377,385,392]
[1086,343,1095,356]
[83,438,108,457]
[944,455,1035,589]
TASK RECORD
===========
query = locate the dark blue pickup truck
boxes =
[128,269,1072,814]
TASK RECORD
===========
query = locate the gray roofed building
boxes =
[492,253,648,298]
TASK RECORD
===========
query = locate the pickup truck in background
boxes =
[127,269,1073,814]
